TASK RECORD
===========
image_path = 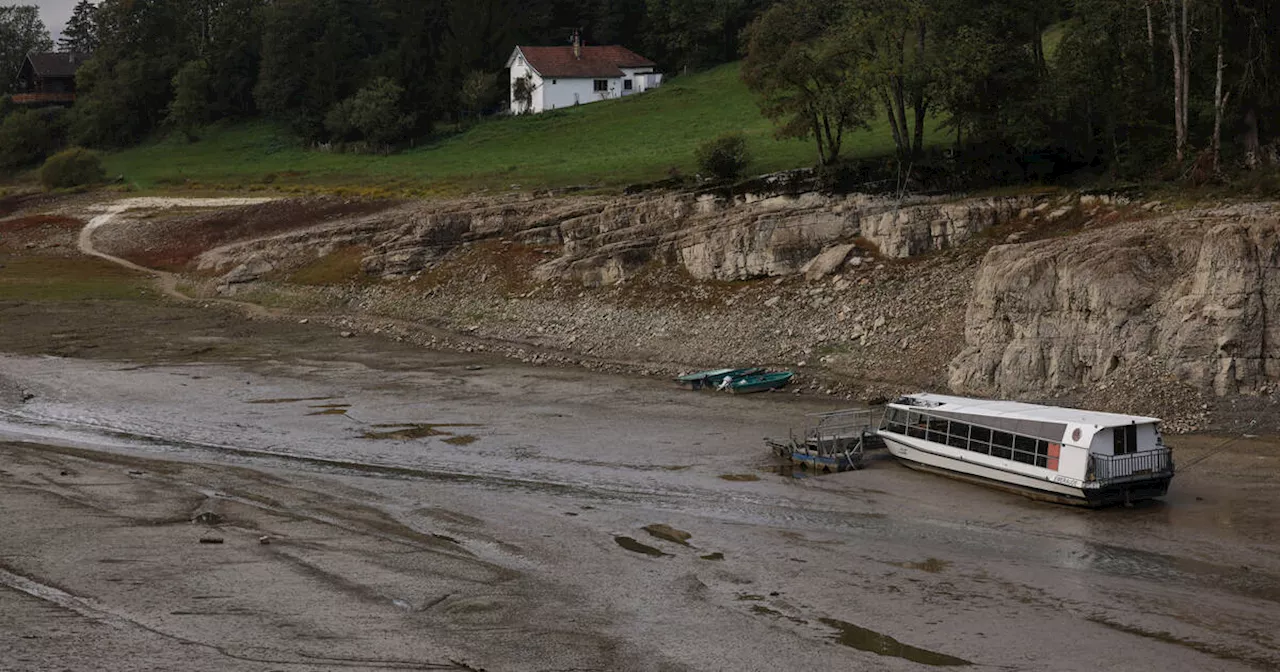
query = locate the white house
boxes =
[506,36,662,114]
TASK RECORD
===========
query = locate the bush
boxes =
[324,77,414,148]
[695,133,751,181]
[39,147,106,190]
[0,107,69,171]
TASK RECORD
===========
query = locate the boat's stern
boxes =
[1081,448,1175,506]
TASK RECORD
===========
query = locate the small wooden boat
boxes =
[725,371,794,394]
[676,367,764,390]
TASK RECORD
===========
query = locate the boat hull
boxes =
[880,434,1170,507]
[676,368,763,390]
[727,373,794,394]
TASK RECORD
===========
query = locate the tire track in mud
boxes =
[0,564,468,669]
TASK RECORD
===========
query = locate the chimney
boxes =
[572,30,582,60]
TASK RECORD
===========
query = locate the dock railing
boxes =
[1090,448,1174,485]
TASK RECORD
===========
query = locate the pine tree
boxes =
[59,0,99,53]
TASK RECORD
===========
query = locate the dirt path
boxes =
[78,197,276,310]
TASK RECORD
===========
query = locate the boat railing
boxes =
[1089,448,1174,485]
[805,409,877,444]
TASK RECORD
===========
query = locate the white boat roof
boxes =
[893,393,1160,428]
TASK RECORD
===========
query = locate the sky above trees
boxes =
[3,0,77,41]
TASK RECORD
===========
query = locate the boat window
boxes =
[907,415,927,439]
[885,408,906,434]
[1114,424,1139,455]
[1013,436,1038,465]
[970,426,991,447]
[991,431,1013,459]
[946,423,969,449]
[927,417,949,444]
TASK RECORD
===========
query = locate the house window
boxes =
[593,79,608,92]
[623,79,633,91]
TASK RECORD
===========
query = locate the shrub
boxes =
[39,147,106,190]
[695,133,751,181]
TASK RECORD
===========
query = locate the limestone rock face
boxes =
[858,197,1031,258]
[802,243,858,281]
[196,190,1033,287]
[949,206,1280,397]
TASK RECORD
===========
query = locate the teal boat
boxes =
[676,367,764,390]
[725,371,795,394]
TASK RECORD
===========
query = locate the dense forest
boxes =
[1,0,1278,185]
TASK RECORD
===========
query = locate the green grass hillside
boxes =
[105,63,928,195]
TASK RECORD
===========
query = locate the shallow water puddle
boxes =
[246,396,336,404]
[891,558,952,573]
[361,423,480,441]
[614,536,669,557]
[308,403,351,417]
[818,617,971,666]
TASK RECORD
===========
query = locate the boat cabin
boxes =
[877,393,1174,506]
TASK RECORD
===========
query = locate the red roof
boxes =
[514,46,656,78]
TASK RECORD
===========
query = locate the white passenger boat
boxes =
[877,393,1175,507]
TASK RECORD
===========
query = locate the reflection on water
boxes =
[819,617,971,666]
[614,536,669,557]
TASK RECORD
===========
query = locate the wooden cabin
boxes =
[11,52,90,106]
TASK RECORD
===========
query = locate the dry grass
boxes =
[0,254,149,302]
[286,246,370,285]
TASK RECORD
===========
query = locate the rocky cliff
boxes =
[950,204,1280,399]
[193,188,1037,287]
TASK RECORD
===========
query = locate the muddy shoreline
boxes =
[2,286,1280,670]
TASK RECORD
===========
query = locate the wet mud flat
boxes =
[3,263,1280,669]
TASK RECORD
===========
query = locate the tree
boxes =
[59,0,100,53]
[1052,0,1163,173]
[932,0,1052,153]
[168,59,212,140]
[460,70,499,121]
[1165,0,1191,163]
[324,77,414,147]
[204,0,266,118]
[0,6,53,97]
[843,0,933,157]
[645,0,774,72]
[255,0,376,139]
[0,108,68,171]
[742,0,872,166]
[70,0,197,147]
